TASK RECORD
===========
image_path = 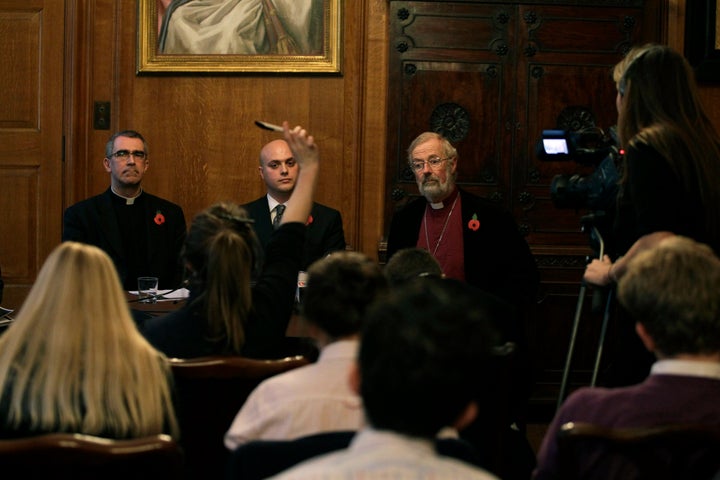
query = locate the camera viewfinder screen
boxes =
[543,138,569,154]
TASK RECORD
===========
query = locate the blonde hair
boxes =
[0,242,179,439]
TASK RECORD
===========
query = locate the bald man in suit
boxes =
[243,139,346,271]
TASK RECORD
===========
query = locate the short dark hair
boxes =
[359,278,500,438]
[302,251,387,339]
[618,236,720,356]
[384,247,443,287]
[105,130,148,158]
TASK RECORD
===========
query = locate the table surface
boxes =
[126,291,186,316]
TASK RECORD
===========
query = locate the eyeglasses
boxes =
[410,156,450,172]
[110,150,147,160]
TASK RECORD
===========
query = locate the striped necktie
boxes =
[272,204,286,229]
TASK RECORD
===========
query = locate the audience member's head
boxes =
[618,235,720,358]
[302,251,387,342]
[182,202,263,352]
[384,247,443,287]
[355,278,500,438]
[0,242,178,438]
[614,44,713,150]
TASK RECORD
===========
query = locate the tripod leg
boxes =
[557,283,587,411]
[591,289,614,386]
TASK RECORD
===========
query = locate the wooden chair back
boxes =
[0,433,183,479]
[557,421,720,480]
[169,355,310,479]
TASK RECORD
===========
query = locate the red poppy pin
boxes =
[306,215,313,226]
[468,214,480,231]
[154,211,166,226]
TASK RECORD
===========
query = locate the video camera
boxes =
[536,127,621,211]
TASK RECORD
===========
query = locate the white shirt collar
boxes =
[651,358,720,380]
[111,187,142,205]
[266,194,281,213]
[318,339,359,362]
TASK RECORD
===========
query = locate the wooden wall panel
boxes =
[0,0,64,310]
[64,0,385,260]
[0,11,39,128]
[358,0,390,258]
[0,169,38,280]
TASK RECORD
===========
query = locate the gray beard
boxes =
[419,180,453,203]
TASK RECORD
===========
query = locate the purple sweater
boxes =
[534,373,720,479]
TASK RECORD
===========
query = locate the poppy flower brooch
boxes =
[468,213,480,231]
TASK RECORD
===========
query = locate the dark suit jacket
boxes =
[387,190,539,443]
[387,189,538,307]
[242,196,346,271]
[62,188,186,289]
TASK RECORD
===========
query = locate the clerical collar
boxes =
[111,187,143,205]
[429,189,459,210]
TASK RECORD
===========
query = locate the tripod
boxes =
[557,213,614,410]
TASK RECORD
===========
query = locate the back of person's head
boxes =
[618,236,720,357]
[182,202,262,352]
[358,278,500,438]
[0,242,178,438]
[384,247,443,287]
[616,44,710,147]
[302,251,387,339]
[616,44,720,239]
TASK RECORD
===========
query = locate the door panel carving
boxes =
[385,1,655,412]
[0,1,65,309]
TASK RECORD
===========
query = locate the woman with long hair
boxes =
[583,44,720,385]
[142,122,319,358]
[586,43,720,284]
[0,242,178,439]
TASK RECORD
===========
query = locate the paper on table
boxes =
[159,288,190,299]
[128,288,189,300]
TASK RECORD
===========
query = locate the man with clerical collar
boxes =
[386,132,539,446]
[243,138,346,271]
[386,131,538,308]
[63,130,186,290]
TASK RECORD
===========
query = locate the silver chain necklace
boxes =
[423,194,459,256]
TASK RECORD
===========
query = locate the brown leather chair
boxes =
[0,433,184,479]
[557,421,720,480]
[169,355,310,480]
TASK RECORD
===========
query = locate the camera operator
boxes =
[583,44,720,386]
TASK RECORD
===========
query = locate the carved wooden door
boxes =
[385,0,653,412]
[0,0,65,310]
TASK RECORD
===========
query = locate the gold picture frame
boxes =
[137,0,342,74]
